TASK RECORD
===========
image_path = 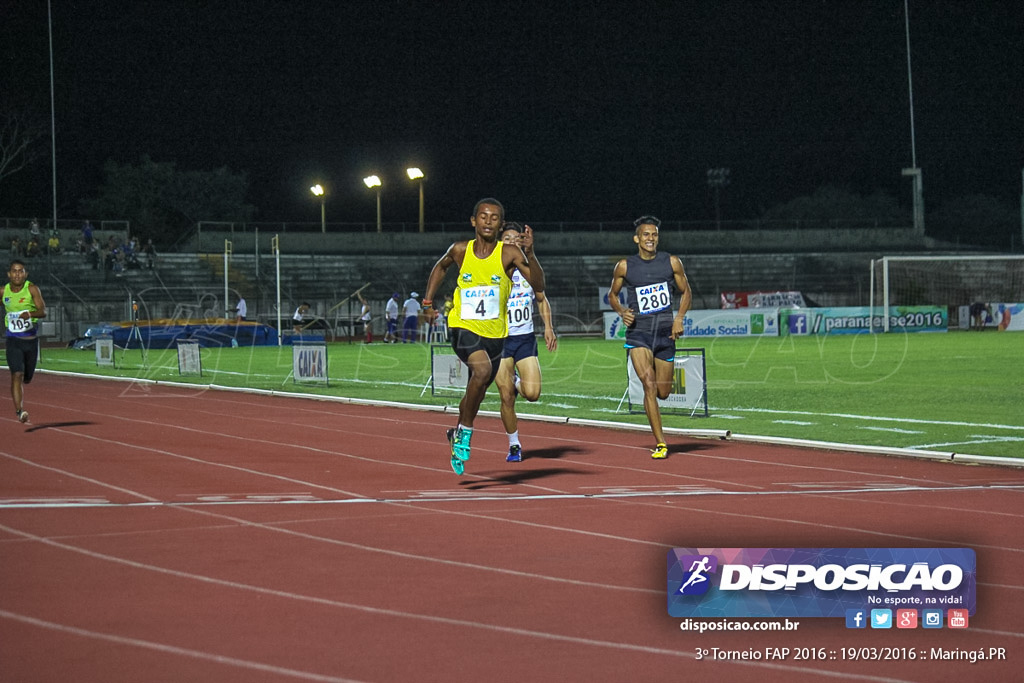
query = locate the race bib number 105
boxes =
[6,312,33,334]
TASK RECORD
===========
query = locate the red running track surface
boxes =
[1,374,1021,682]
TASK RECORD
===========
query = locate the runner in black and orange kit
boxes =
[422,199,546,475]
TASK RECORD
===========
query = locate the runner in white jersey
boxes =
[494,222,557,462]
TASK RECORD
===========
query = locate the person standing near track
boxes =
[401,292,421,343]
[384,292,400,343]
[422,198,546,475]
[494,222,557,462]
[3,260,46,424]
[357,292,373,343]
[608,215,691,459]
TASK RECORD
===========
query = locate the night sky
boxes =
[3,0,1022,226]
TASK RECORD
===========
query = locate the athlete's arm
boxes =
[608,259,634,326]
[423,242,466,315]
[535,290,557,352]
[670,255,690,340]
[27,284,46,320]
[506,225,546,294]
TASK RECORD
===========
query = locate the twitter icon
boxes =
[870,609,892,629]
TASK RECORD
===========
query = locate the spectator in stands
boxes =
[235,296,247,322]
[358,292,373,343]
[47,232,61,254]
[384,292,400,343]
[29,219,42,243]
[9,237,22,258]
[3,259,47,424]
[25,236,41,258]
[401,292,421,343]
[81,220,94,249]
[292,302,311,333]
[143,239,157,269]
[88,242,100,269]
[608,214,692,461]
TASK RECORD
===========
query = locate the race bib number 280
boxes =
[460,286,501,320]
[636,282,671,314]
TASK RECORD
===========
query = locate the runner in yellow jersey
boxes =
[3,260,47,424]
[423,198,546,475]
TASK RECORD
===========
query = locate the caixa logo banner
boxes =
[667,548,975,618]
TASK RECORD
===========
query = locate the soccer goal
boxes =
[869,255,1024,332]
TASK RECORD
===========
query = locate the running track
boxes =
[1,374,1021,682]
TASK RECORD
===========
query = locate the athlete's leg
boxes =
[11,372,24,415]
[629,346,666,446]
[654,356,674,400]
[515,355,542,402]
[495,356,518,435]
[459,348,498,429]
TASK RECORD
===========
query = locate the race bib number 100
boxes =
[461,286,501,321]
[636,282,671,314]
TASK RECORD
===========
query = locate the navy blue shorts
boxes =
[624,316,675,362]
[502,332,538,362]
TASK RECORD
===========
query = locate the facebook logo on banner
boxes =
[845,609,866,629]
[787,313,808,335]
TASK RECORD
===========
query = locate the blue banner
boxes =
[668,547,975,618]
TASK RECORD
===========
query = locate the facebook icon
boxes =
[845,609,867,629]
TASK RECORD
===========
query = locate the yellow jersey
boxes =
[448,240,512,339]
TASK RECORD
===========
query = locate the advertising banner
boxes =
[668,547,976,620]
[293,341,328,385]
[782,306,947,335]
[605,309,779,340]
[626,348,707,415]
[430,344,468,395]
[721,291,805,309]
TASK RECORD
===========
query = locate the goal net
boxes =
[869,255,1024,331]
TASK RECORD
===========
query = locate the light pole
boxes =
[903,0,925,235]
[363,175,382,232]
[706,168,730,230]
[407,167,425,233]
[310,184,325,233]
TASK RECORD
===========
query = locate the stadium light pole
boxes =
[903,0,925,235]
[310,184,325,233]
[363,175,382,232]
[706,168,730,230]
[407,167,425,233]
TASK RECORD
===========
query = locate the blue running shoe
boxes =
[506,444,522,462]
[450,455,465,475]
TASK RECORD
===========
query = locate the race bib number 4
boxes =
[461,286,501,320]
[6,312,33,334]
[636,282,671,314]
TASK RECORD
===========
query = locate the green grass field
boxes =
[37,331,1024,459]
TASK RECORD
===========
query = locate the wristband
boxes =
[422,299,433,306]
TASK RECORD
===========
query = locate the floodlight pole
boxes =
[903,0,925,236]
[273,234,282,345]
